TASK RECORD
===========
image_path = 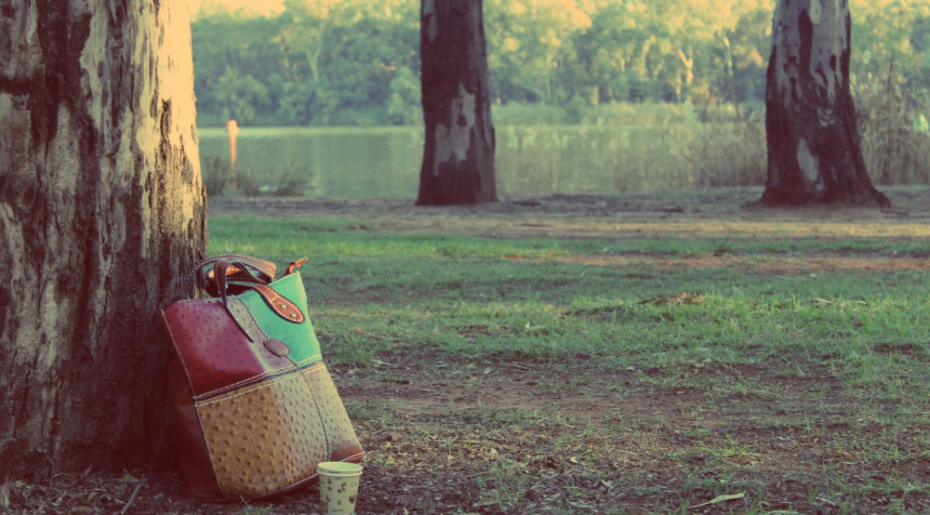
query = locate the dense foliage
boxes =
[192,0,930,126]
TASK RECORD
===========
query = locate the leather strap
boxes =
[208,260,305,324]
[225,297,269,343]
[285,258,308,275]
[251,284,306,323]
[212,260,269,307]
[184,254,276,299]
[182,254,309,324]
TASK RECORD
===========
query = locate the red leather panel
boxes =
[161,301,296,398]
[168,359,225,502]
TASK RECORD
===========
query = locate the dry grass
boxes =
[856,60,930,186]
[498,72,929,194]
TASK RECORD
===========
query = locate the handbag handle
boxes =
[213,258,307,324]
[211,259,270,306]
[183,254,277,299]
[183,254,309,324]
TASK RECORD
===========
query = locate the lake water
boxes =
[197,124,765,198]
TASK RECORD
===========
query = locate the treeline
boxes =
[192,0,930,127]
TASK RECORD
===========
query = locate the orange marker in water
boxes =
[226,119,239,189]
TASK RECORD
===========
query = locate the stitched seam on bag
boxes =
[196,374,296,406]
[195,371,273,401]
[225,297,257,343]
[161,310,199,396]
[303,362,325,373]
[293,354,323,367]
[300,365,333,459]
[194,359,297,400]
[254,284,306,323]
[239,299,268,341]
[193,396,228,498]
[196,372,303,406]
[341,452,366,463]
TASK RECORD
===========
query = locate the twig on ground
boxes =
[120,479,147,514]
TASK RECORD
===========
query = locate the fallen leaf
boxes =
[692,492,745,508]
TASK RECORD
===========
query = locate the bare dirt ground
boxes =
[211,186,930,274]
[6,187,930,515]
[209,187,930,239]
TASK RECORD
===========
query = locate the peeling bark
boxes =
[417,0,496,205]
[762,0,889,207]
[0,0,206,480]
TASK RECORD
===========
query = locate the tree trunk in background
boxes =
[0,0,206,480]
[417,0,496,205]
[762,0,889,207]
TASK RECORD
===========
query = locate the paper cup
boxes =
[318,462,363,515]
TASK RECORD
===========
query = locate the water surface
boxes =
[197,123,758,198]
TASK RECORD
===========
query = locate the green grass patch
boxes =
[199,213,930,514]
[210,216,930,258]
[209,216,930,379]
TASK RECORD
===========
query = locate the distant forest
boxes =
[191,0,930,127]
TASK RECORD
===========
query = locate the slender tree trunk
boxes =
[0,0,206,480]
[761,0,889,207]
[721,35,741,118]
[417,0,496,205]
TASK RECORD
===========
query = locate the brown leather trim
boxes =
[285,258,308,275]
[252,284,306,323]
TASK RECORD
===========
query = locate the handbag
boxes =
[160,254,364,502]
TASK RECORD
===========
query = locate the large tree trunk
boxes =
[0,0,206,480]
[762,0,889,207]
[417,0,496,205]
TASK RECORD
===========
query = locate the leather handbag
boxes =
[160,254,364,502]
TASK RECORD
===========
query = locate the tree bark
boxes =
[417,0,496,205]
[0,0,206,480]
[762,0,889,207]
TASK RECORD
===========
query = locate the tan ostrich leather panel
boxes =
[197,368,328,498]
[303,365,366,461]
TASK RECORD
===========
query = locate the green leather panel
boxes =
[239,273,322,367]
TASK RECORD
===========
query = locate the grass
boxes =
[208,215,930,368]
[209,209,930,514]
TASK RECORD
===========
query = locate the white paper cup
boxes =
[318,462,363,515]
